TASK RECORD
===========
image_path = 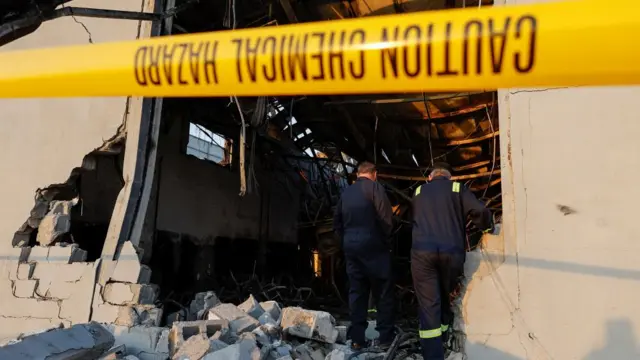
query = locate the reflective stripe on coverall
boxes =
[411,178,493,359]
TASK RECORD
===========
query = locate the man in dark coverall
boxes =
[333,161,395,350]
[411,163,493,360]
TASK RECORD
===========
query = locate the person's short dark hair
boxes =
[357,161,377,175]
[429,162,452,177]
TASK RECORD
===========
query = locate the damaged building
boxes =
[0,0,638,359]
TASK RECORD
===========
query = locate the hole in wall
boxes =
[12,134,126,261]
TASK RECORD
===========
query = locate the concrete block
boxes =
[270,342,293,358]
[156,329,170,353]
[27,246,49,262]
[207,303,247,322]
[325,349,348,360]
[13,279,37,298]
[260,301,281,322]
[36,199,77,246]
[32,262,91,282]
[189,291,221,320]
[111,241,151,284]
[258,312,276,326]
[98,260,118,286]
[107,325,167,360]
[238,294,264,319]
[210,339,228,351]
[0,322,114,360]
[201,338,260,360]
[1,248,30,279]
[103,282,158,305]
[0,297,60,319]
[0,318,65,346]
[38,280,75,299]
[16,263,34,280]
[137,305,163,327]
[3,248,32,280]
[47,243,87,263]
[93,304,140,327]
[230,315,260,335]
[53,261,98,324]
[167,309,188,327]
[37,214,71,246]
[250,327,271,347]
[168,320,230,355]
[280,307,338,344]
[172,333,212,360]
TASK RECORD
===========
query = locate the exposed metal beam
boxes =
[52,1,197,21]
[378,170,501,182]
[322,92,491,106]
[279,0,299,23]
[445,130,500,146]
[54,7,161,21]
[376,159,493,173]
[470,178,502,191]
[380,180,412,202]
[281,154,356,168]
[0,1,196,45]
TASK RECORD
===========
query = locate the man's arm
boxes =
[333,197,344,243]
[460,185,493,232]
[373,182,394,238]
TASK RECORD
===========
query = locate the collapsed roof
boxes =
[167,0,502,228]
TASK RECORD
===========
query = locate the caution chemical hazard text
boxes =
[0,0,639,97]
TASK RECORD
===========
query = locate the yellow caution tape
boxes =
[1,0,640,98]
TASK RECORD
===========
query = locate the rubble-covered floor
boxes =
[0,288,467,360]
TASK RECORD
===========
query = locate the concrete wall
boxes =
[0,0,151,251]
[0,0,154,341]
[154,117,301,243]
[463,86,640,359]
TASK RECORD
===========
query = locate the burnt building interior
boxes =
[138,0,502,328]
[7,0,501,332]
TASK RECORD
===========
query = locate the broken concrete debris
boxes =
[238,294,265,319]
[103,282,159,306]
[0,292,407,360]
[36,198,79,246]
[260,300,282,323]
[189,291,221,320]
[281,307,339,344]
[0,322,114,359]
[108,241,152,284]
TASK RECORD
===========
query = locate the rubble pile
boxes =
[0,290,430,359]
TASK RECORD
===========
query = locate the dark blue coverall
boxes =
[411,177,493,359]
[334,177,395,345]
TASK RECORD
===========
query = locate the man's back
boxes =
[335,177,393,254]
[412,176,492,252]
[333,162,396,348]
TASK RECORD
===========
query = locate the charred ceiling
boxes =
[169,0,502,234]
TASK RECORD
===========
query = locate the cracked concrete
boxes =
[0,0,151,252]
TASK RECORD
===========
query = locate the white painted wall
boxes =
[0,0,154,340]
[463,86,640,360]
[0,0,151,251]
